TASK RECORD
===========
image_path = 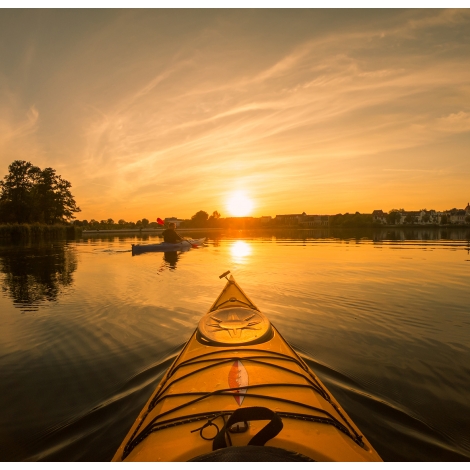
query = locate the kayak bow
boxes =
[112,273,382,462]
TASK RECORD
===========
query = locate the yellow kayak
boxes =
[112,272,382,462]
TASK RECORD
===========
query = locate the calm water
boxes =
[1,229,469,462]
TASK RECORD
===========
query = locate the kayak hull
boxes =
[131,238,205,255]
[112,275,382,462]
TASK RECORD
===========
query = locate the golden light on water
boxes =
[230,240,252,260]
[226,191,254,217]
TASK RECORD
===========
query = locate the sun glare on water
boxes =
[230,240,252,259]
[226,191,254,217]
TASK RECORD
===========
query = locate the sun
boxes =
[226,191,254,217]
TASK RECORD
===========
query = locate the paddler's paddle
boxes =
[156,218,199,248]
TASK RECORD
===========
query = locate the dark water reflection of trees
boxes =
[203,227,470,243]
[0,242,77,312]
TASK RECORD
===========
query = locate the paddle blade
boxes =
[157,218,164,225]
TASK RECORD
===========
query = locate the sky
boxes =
[1,8,469,221]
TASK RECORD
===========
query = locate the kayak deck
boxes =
[112,274,381,462]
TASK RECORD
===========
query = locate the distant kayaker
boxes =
[162,222,183,243]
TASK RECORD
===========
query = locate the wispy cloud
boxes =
[0,98,39,154]
[1,9,469,219]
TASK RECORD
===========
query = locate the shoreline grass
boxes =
[0,223,82,241]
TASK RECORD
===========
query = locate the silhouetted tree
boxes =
[404,214,414,224]
[387,209,401,225]
[0,160,40,223]
[0,160,80,224]
[329,212,373,227]
[207,210,221,228]
[31,167,81,223]
[191,210,209,227]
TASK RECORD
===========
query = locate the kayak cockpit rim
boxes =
[119,338,366,461]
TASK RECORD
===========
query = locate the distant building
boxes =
[274,213,306,226]
[372,210,387,224]
[259,216,272,224]
[370,205,469,225]
[404,210,423,224]
[300,215,329,227]
[448,209,467,224]
[164,217,184,228]
[273,212,331,227]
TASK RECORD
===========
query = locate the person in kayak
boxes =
[162,222,183,243]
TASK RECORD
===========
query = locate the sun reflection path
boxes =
[230,240,252,261]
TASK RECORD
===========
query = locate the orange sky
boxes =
[1,8,469,221]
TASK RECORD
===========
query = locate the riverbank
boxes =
[0,224,82,241]
[81,224,470,236]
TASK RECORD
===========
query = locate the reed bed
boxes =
[0,224,82,241]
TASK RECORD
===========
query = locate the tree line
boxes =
[0,160,81,224]
[73,211,375,230]
[72,210,224,230]
[73,211,377,230]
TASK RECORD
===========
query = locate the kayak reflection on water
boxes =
[164,250,179,269]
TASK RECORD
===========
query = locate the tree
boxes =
[191,210,209,227]
[0,160,40,223]
[142,218,149,227]
[0,160,81,224]
[440,214,448,225]
[31,167,81,224]
[208,210,221,228]
[387,209,401,225]
[404,213,414,224]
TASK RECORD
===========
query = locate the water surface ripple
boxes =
[0,232,469,461]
